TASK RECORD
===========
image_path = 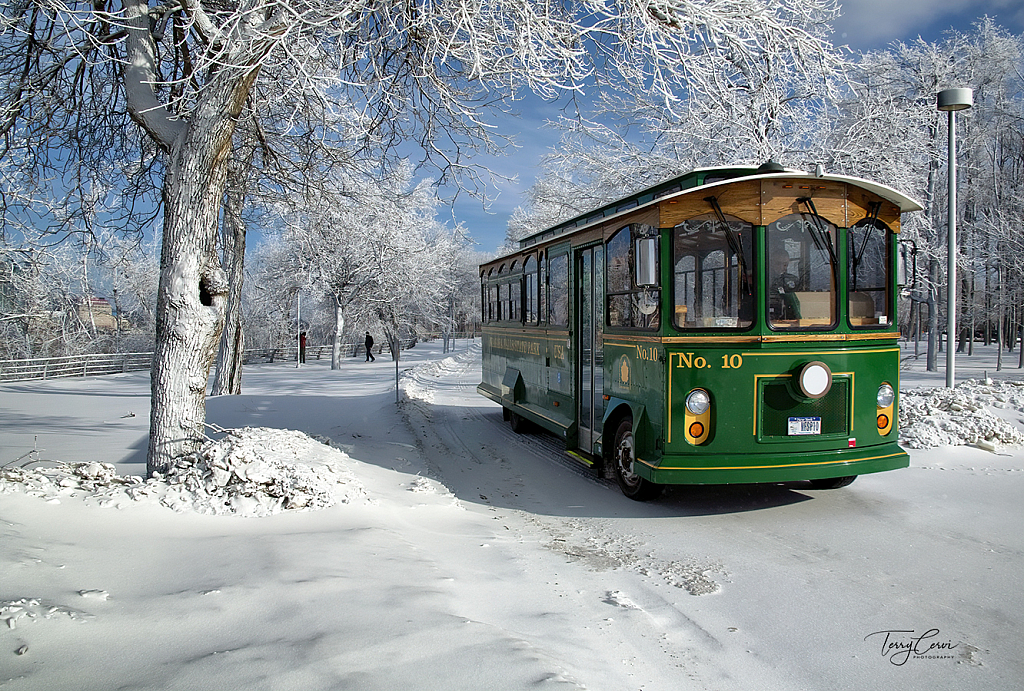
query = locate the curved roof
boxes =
[689,170,923,213]
[516,166,923,249]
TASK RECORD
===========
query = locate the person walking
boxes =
[364,331,376,362]
[299,331,307,363]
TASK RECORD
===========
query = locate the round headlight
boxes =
[686,389,710,415]
[798,361,832,399]
[877,383,895,408]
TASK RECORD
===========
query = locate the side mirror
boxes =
[897,240,917,288]
[635,237,658,286]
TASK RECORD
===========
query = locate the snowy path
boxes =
[1,341,1021,690]
[396,344,1023,691]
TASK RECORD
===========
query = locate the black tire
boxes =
[808,475,857,489]
[509,410,531,434]
[611,417,662,501]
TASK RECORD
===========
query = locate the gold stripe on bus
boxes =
[603,334,664,344]
[488,329,899,345]
[667,373,673,444]
[760,332,900,343]
[623,333,900,345]
[661,335,763,344]
[636,451,906,472]
[748,348,899,357]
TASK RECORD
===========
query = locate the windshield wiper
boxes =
[851,201,883,291]
[705,195,751,293]
[797,197,838,269]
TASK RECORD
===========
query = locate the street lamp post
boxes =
[937,87,973,388]
[296,290,301,368]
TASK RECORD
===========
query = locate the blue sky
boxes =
[453,0,1024,256]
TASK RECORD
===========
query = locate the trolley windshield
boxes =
[672,213,755,330]
[766,213,838,329]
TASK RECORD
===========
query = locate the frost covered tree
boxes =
[953,22,1024,366]
[1,0,847,475]
[506,0,843,241]
[429,228,482,353]
[510,18,1024,380]
[259,161,425,368]
[249,166,473,366]
[0,230,158,358]
[831,23,1024,370]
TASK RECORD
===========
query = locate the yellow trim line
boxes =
[566,451,594,466]
[636,451,906,472]
[605,333,900,345]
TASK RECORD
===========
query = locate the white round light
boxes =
[798,361,832,399]
[686,389,710,415]
[877,383,895,408]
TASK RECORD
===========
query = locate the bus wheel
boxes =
[612,418,662,501]
[808,475,857,489]
[509,411,531,434]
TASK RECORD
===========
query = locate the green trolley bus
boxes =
[478,163,921,500]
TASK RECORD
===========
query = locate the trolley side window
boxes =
[524,255,538,324]
[508,260,521,322]
[848,219,892,328]
[548,252,569,326]
[481,271,488,322]
[496,264,507,321]
[539,254,547,325]
[767,214,838,329]
[672,214,754,330]
[606,225,660,330]
[486,269,497,322]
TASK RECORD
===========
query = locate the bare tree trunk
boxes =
[1019,302,1024,369]
[331,296,345,370]
[997,309,1004,371]
[926,261,939,371]
[917,300,925,356]
[212,159,248,395]
[147,71,259,476]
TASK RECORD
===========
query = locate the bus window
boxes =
[606,225,660,329]
[539,254,547,325]
[524,256,538,324]
[487,270,497,321]
[673,214,754,329]
[848,219,892,328]
[509,276,521,322]
[767,213,837,329]
[548,253,569,326]
[481,272,488,322]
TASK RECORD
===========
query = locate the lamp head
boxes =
[937,88,973,112]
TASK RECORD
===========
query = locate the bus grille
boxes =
[759,378,850,438]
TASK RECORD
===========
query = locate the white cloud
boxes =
[833,0,1023,50]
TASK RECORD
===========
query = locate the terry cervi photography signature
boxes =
[864,629,960,665]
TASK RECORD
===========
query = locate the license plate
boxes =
[788,417,821,435]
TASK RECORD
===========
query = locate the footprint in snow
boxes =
[77,590,109,601]
[602,590,640,610]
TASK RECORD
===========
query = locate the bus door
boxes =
[576,245,605,453]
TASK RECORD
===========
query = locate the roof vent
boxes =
[756,160,786,174]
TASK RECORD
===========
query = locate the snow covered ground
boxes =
[1,340,1021,690]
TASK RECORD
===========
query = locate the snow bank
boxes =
[899,379,1024,450]
[0,427,365,517]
